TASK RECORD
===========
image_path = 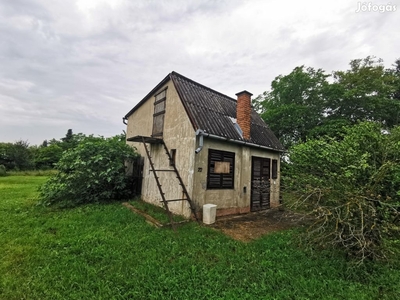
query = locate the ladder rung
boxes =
[154,169,175,172]
[162,198,187,202]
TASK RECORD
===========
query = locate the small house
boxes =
[123,72,284,219]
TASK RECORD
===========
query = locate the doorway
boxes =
[251,157,271,211]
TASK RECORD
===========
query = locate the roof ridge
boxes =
[170,71,237,102]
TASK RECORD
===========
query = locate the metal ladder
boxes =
[141,137,199,229]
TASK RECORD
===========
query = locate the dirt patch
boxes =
[209,208,309,242]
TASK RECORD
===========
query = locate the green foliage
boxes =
[0,164,6,176]
[58,129,86,151]
[0,140,34,171]
[258,66,330,148]
[34,144,64,169]
[2,175,400,299]
[39,135,138,206]
[330,56,400,127]
[256,56,400,148]
[286,122,400,262]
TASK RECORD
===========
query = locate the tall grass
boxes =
[1,176,399,299]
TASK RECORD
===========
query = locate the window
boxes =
[272,159,278,179]
[207,149,235,189]
[152,89,167,137]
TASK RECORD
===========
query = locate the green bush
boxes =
[286,122,400,262]
[0,164,6,176]
[39,135,138,206]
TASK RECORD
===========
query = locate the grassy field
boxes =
[1,175,400,299]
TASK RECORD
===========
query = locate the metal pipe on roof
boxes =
[197,130,284,153]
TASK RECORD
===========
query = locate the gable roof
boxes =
[125,71,284,152]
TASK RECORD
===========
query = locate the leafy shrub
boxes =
[0,164,6,176]
[286,122,400,262]
[39,135,138,206]
[34,144,64,169]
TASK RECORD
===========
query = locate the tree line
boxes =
[0,129,85,171]
[255,56,400,148]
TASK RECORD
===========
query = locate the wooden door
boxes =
[251,157,271,211]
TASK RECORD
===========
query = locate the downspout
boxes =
[122,117,128,125]
[195,129,204,153]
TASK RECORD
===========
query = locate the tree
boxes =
[389,58,400,122]
[34,144,64,169]
[330,56,400,128]
[257,57,400,148]
[258,66,331,148]
[59,129,83,151]
[39,135,138,206]
[61,129,74,143]
[0,140,34,170]
[286,122,400,262]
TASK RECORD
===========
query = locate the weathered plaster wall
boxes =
[192,138,281,216]
[126,81,196,217]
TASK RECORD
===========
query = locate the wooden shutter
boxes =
[152,89,167,137]
[207,149,235,189]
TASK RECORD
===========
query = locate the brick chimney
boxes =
[236,90,252,140]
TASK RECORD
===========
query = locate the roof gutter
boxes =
[122,117,128,125]
[195,129,285,153]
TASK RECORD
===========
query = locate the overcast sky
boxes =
[0,0,399,145]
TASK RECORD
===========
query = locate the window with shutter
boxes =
[207,149,235,189]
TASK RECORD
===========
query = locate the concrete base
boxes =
[203,204,217,224]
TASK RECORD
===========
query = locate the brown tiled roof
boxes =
[125,71,284,152]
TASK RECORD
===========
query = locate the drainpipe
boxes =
[122,117,128,125]
[195,129,204,153]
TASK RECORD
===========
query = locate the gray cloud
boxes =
[0,0,399,145]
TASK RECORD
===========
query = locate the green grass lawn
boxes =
[1,175,400,299]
